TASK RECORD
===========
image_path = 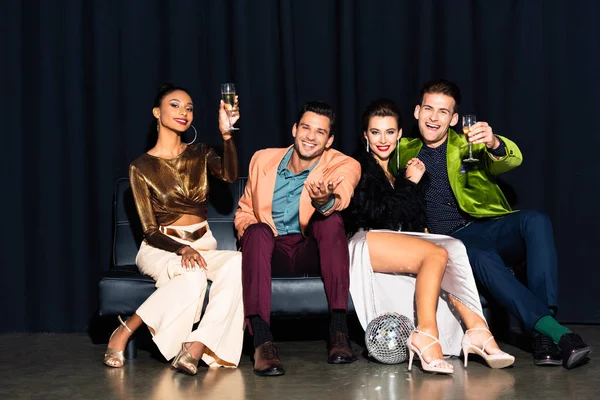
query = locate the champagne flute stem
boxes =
[227,109,238,131]
[469,143,473,159]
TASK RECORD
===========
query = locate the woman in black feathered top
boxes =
[344,99,514,374]
[343,146,427,237]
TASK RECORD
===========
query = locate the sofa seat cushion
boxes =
[99,269,357,316]
[271,276,355,315]
[98,270,157,316]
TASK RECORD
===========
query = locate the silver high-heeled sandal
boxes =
[103,316,133,368]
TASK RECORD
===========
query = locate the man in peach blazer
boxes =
[235,102,361,376]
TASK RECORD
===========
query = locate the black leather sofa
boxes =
[98,177,356,359]
[98,177,513,359]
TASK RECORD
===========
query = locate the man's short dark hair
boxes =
[296,101,336,135]
[420,79,462,113]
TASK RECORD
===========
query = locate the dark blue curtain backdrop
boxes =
[2,0,599,332]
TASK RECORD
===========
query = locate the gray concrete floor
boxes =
[0,325,597,400]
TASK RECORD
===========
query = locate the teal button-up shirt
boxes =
[272,148,334,235]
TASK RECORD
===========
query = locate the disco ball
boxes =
[365,313,414,364]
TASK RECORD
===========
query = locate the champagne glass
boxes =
[463,114,479,163]
[221,83,239,131]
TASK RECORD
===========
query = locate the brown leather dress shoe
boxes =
[327,331,357,364]
[253,341,285,376]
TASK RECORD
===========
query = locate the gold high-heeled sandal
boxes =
[462,328,515,369]
[103,316,133,368]
[407,330,454,374]
[171,343,200,375]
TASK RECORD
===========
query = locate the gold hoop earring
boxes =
[183,125,198,146]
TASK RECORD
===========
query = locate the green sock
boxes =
[533,315,571,344]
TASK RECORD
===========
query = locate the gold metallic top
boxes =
[129,138,238,253]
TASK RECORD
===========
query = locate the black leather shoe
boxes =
[558,333,591,370]
[327,332,357,364]
[253,342,285,376]
[532,334,562,366]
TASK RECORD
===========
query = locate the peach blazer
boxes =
[235,146,361,236]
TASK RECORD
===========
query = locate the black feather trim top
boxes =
[343,149,428,237]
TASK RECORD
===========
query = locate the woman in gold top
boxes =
[103,83,243,375]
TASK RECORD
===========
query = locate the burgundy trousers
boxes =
[241,212,350,331]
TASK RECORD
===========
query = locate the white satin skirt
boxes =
[348,229,485,356]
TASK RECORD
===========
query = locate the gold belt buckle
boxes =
[160,225,207,242]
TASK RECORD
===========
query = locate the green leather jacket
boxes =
[389,128,523,218]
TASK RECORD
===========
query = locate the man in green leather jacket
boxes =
[390,79,590,369]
